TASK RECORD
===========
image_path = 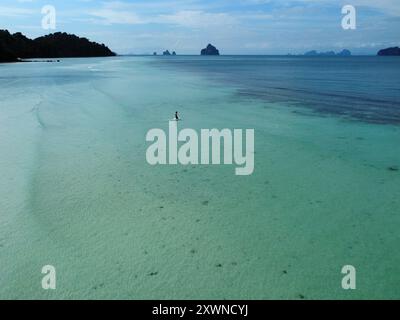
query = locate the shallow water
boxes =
[0,56,399,299]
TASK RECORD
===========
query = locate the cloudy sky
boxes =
[0,0,399,54]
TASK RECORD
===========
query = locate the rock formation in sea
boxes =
[163,50,171,56]
[377,47,400,56]
[201,44,220,56]
[0,29,115,62]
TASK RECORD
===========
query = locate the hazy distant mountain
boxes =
[304,49,351,56]
[377,47,400,56]
[337,49,352,56]
[0,30,115,62]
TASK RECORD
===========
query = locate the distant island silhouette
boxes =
[162,50,177,56]
[201,44,220,56]
[377,47,400,56]
[0,30,115,63]
[304,49,351,56]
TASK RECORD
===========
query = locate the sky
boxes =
[0,0,399,54]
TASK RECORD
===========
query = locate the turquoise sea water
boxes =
[0,56,399,299]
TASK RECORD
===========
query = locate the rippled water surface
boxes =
[0,56,399,299]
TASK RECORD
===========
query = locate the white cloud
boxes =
[87,1,237,28]
[89,8,142,25]
[0,6,36,17]
[157,10,236,28]
[292,0,400,16]
[352,0,400,16]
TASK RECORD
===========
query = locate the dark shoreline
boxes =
[0,58,66,64]
[0,56,119,64]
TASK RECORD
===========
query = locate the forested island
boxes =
[0,30,115,63]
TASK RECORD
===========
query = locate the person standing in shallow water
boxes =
[175,111,180,120]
